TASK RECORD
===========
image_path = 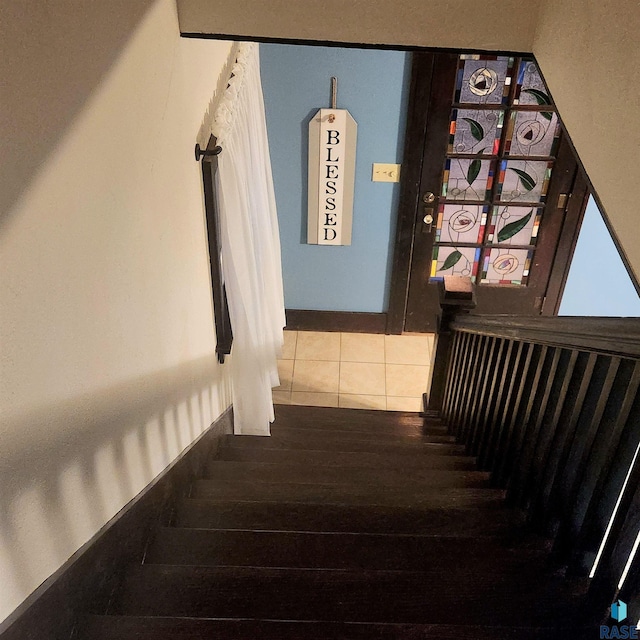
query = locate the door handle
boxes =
[422,192,436,234]
[422,207,434,234]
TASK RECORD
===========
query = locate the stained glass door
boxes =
[396,52,587,333]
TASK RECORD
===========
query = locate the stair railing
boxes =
[428,279,640,626]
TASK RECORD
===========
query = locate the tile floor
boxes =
[273,330,436,411]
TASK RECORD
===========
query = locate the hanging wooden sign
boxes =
[307,108,357,245]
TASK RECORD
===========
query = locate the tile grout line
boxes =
[280,330,434,411]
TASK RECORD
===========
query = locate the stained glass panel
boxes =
[514,60,551,106]
[436,204,488,244]
[486,206,542,245]
[429,55,562,291]
[480,248,533,285]
[449,109,503,155]
[442,157,495,201]
[497,160,552,204]
[505,110,559,157]
[431,246,481,281]
[456,56,513,105]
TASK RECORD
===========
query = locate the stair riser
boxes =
[273,419,447,436]
[225,435,466,455]
[190,480,505,508]
[202,463,490,487]
[145,528,547,570]
[272,405,437,430]
[80,403,585,639]
[270,426,456,444]
[173,501,520,536]
[217,447,476,469]
[81,616,584,640]
[114,566,579,626]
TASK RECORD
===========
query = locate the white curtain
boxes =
[211,43,285,435]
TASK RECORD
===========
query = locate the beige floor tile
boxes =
[385,334,432,365]
[281,330,297,359]
[385,364,430,397]
[296,331,341,361]
[340,333,385,363]
[291,392,339,407]
[386,396,423,412]
[275,359,294,390]
[272,390,291,404]
[339,394,387,410]
[339,362,386,396]
[292,360,340,393]
[281,331,438,414]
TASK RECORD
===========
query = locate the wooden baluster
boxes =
[476,339,511,468]
[447,331,470,430]
[478,339,516,470]
[587,437,640,623]
[617,516,640,628]
[569,360,640,575]
[467,337,499,454]
[529,349,580,530]
[550,356,620,564]
[504,345,551,506]
[525,349,579,521]
[486,340,526,477]
[539,352,598,535]
[460,334,490,447]
[428,276,475,414]
[450,332,475,438]
[441,331,462,423]
[510,347,563,508]
[493,343,540,488]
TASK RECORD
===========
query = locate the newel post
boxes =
[426,276,476,413]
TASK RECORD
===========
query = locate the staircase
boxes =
[80,404,594,639]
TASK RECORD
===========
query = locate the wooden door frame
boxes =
[386,51,435,334]
[386,51,591,334]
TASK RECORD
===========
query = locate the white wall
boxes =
[533,0,640,278]
[0,0,234,625]
[177,0,541,51]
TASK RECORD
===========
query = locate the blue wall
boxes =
[559,197,640,316]
[260,44,411,313]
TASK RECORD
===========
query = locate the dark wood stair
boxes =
[79,405,593,639]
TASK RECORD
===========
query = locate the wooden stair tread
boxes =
[78,404,588,638]
[217,446,477,469]
[203,460,490,487]
[111,564,583,626]
[174,500,524,536]
[190,479,504,508]
[80,615,590,640]
[273,404,436,428]
[224,434,466,455]
[270,424,453,442]
[145,527,548,570]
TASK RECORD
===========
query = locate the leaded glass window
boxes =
[430,56,558,287]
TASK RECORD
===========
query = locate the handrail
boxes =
[198,134,233,364]
[451,315,640,359]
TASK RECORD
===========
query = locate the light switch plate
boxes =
[372,163,401,182]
